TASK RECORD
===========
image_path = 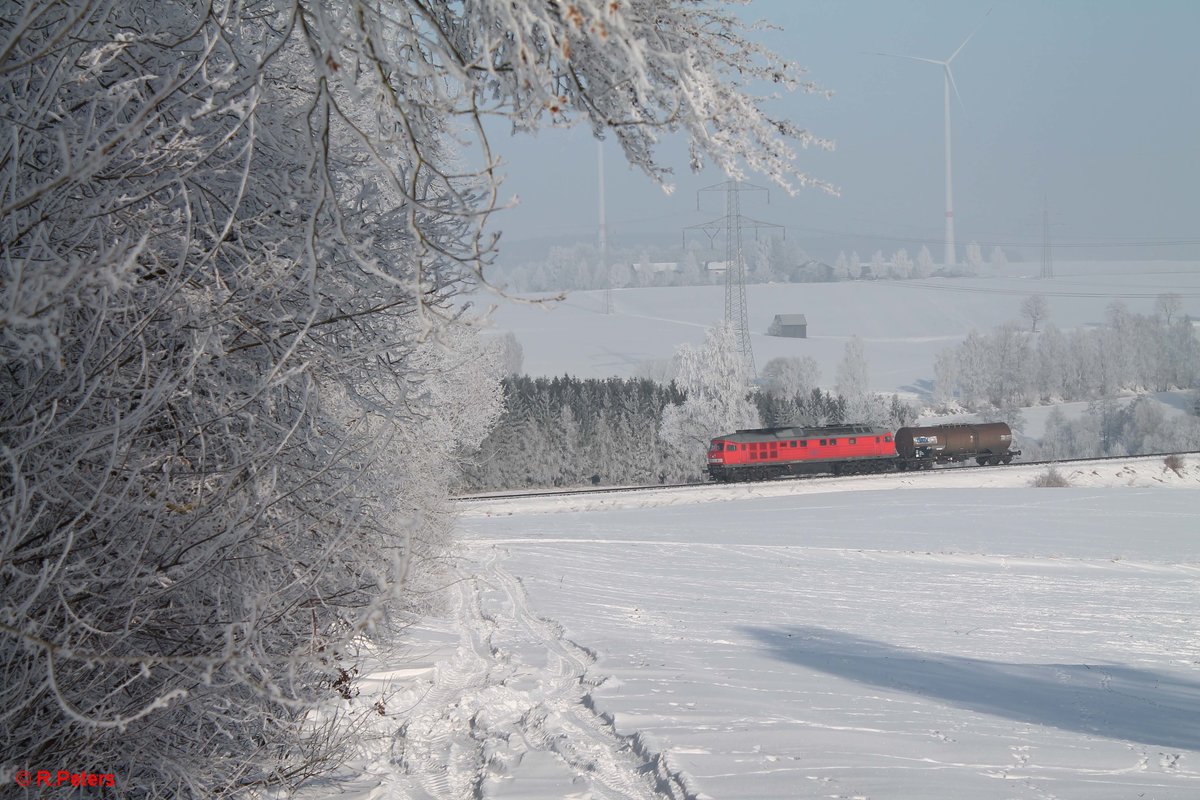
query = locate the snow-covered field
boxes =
[317,456,1200,799]
[483,261,1200,397]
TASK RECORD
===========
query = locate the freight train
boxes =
[706,422,1020,482]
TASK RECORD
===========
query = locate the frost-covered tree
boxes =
[1034,324,1069,401]
[891,248,913,279]
[990,246,1009,270]
[836,336,870,416]
[1039,406,1086,459]
[493,331,526,376]
[660,324,760,479]
[916,245,935,278]
[1165,315,1200,390]
[954,330,992,409]
[1103,301,1137,392]
[857,393,918,429]
[2,0,831,794]
[966,241,985,272]
[1155,293,1184,325]
[869,250,886,280]
[1020,294,1050,332]
[933,349,959,406]
[761,356,821,398]
[834,251,851,280]
[987,324,1033,408]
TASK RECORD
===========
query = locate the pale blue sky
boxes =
[483,0,1199,262]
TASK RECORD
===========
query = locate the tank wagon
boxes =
[893,422,1020,469]
[707,421,1021,482]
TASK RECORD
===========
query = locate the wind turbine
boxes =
[878,12,989,266]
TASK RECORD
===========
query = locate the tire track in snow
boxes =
[388,578,491,799]
[389,547,691,799]
[481,553,691,799]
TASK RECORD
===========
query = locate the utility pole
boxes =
[684,180,783,377]
[598,140,612,314]
[1041,200,1053,280]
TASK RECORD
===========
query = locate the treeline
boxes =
[494,239,1010,293]
[1036,397,1200,460]
[935,301,1200,411]
[461,375,687,490]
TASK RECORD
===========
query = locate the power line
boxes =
[784,224,1200,250]
[884,281,1200,299]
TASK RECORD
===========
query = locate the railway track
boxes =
[453,450,1199,503]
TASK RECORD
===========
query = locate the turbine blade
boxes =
[948,7,992,63]
[872,51,945,66]
[945,65,965,112]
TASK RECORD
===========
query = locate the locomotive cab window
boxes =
[726,444,736,451]
[885,435,892,442]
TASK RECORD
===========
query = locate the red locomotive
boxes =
[706,424,898,482]
[707,422,1020,482]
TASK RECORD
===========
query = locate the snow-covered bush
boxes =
[1031,467,1071,487]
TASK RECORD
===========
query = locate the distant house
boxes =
[704,260,730,274]
[799,260,834,282]
[768,313,807,338]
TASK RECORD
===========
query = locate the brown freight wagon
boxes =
[894,422,1020,469]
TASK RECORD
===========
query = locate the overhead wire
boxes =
[884,280,1200,299]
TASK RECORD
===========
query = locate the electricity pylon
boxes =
[684,180,783,377]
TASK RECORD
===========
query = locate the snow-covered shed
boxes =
[768,313,808,338]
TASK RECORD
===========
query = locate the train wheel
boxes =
[1002,455,1013,465]
[976,457,988,466]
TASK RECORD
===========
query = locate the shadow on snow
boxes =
[741,625,1200,750]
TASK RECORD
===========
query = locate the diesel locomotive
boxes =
[706,422,1020,482]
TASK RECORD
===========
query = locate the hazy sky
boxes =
[482,0,1199,263]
